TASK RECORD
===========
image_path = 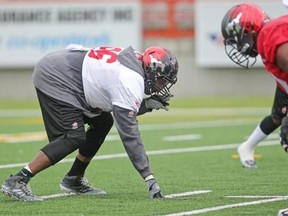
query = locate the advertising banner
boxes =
[0,0,141,68]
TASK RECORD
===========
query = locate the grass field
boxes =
[0,97,288,216]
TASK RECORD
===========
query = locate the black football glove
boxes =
[280,116,288,152]
[150,94,173,107]
[137,94,173,115]
[146,178,164,199]
[147,93,173,110]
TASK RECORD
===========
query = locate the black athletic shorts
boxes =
[36,88,86,142]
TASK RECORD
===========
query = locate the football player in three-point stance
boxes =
[222,3,288,168]
[0,44,178,201]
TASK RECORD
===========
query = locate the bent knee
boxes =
[42,133,86,164]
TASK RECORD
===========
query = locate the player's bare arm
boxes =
[276,42,288,72]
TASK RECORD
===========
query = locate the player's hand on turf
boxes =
[146,178,164,199]
[280,116,288,152]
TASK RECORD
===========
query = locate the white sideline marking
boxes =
[227,195,288,198]
[0,140,279,169]
[163,134,201,142]
[164,196,288,216]
[41,192,76,199]
[41,190,211,200]
[164,190,211,199]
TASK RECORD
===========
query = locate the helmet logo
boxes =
[226,12,242,35]
[149,54,164,72]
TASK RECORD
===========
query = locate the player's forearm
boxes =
[113,105,153,178]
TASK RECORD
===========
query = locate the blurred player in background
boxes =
[0,44,178,201]
[221,3,288,168]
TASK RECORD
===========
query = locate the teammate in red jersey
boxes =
[222,3,288,168]
[0,44,178,201]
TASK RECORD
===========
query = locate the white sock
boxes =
[243,124,268,149]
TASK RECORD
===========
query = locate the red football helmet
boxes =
[142,46,178,96]
[221,3,270,68]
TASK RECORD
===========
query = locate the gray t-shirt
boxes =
[32,46,152,179]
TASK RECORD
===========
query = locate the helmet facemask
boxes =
[145,70,176,98]
[223,25,258,68]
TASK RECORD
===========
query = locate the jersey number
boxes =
[88,47,122,63]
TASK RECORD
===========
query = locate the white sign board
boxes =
[0,1,141,68]
[195,0,287,68]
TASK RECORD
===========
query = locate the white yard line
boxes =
[164,196,288,216]
[164,190,211,198]
[0,140,279,169]
[41,190,212,200]
[42,191,288,216]
[227,195,288,198]
[41,192,76,199]
[163,134,201,142]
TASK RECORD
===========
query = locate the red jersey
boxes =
[257,15,288,93]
